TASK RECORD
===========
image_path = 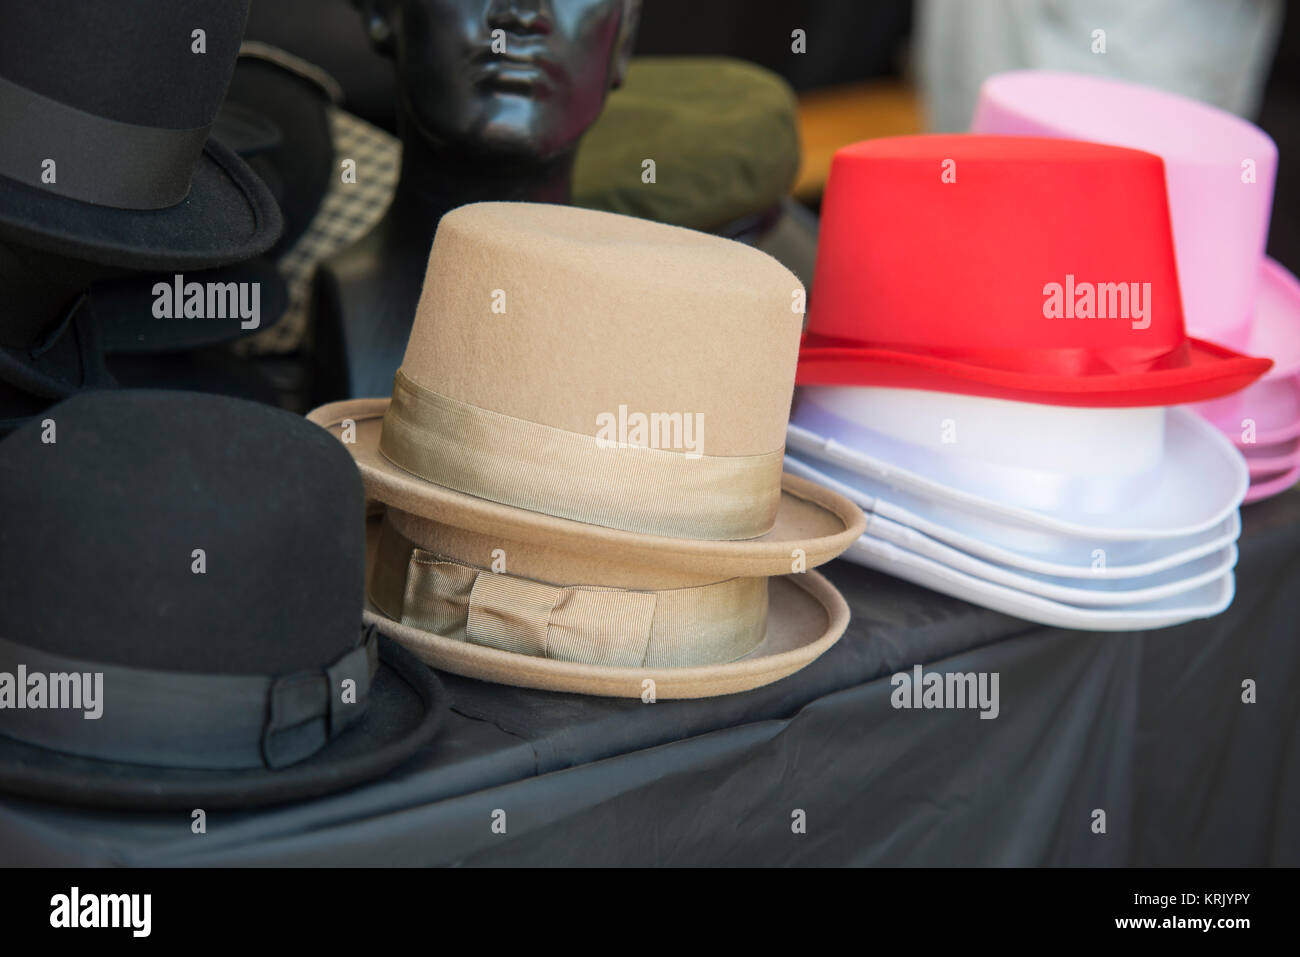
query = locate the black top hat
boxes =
[81,49,336,355]
[0,390,445,809]
[0,0,282,271]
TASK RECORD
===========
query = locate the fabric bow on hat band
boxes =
[0,74,209,209]
[379,370,785,540]
[0,629,378,771]
[371,513,768,668]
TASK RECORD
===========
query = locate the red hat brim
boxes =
[795,336,1272,408]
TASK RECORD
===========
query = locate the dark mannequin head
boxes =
[317,0,641,401]
[356,0,639,162]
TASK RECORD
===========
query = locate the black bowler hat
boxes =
[0,0,282,271]
[0,390,446,809]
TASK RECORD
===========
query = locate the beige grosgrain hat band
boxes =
[370,515,768,667]
[378,370,785,540]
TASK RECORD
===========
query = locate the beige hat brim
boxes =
[362,515,849,699]
[310,399,865,578]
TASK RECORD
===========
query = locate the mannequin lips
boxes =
[478,66,549,95]
[473,49,561,94]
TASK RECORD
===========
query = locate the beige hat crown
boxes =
[382,201,807,541]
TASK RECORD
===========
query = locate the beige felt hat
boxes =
[308,201,863,698]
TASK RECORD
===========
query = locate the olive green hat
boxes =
[574,57,800,233]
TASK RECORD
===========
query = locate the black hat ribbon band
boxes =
[0,74,211,210]
[0,629,378,771]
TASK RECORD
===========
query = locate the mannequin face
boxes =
[369,0,632,161]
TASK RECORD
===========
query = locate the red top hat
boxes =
[797,135,1272,407]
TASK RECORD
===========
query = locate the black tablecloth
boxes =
[2,488,1297,866]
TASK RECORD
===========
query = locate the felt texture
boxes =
[0,137,283,271]
[0,390,361,673]
[363,516,848,699]
[386,506,730,589]
[0,1,282,269]
[402,202,804,456]
[574,57,800,232]
[306,202,864,572]
[104,349,279,404]
[0,390,447,808]
[0,1,248,129]
[2,44,337,368]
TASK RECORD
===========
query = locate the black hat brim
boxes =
[96,256,290,354]
[0,636,445,810]
[223,55,335,257]
[0,137,283,273]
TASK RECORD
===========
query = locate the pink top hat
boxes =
[1192,259,1300,444]
[972,70,1298,380]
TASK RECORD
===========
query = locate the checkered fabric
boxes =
[238,107,400,354]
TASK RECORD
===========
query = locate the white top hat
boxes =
[860,513,1235,607]
[843,533,1235,632]
[787,386,1248,540]
[783,453,1241,579]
